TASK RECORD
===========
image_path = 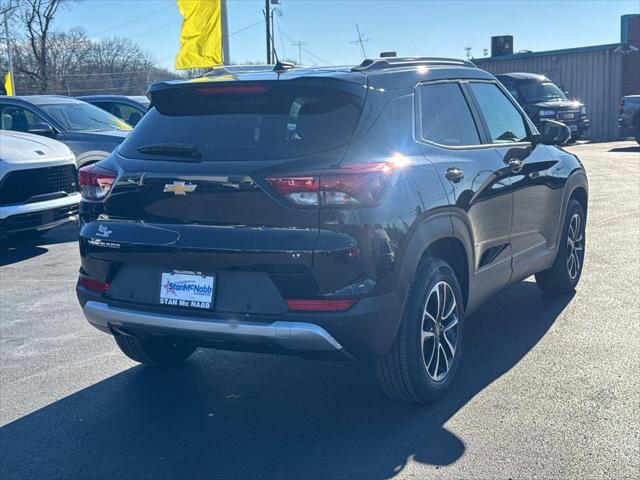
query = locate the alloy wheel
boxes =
[567,213,584,279]
[420,281,459,382]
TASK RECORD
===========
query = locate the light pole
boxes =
[221,0,230,64]
[265,0,271,64]
[3,10,15,95]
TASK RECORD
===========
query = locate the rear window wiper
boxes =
[137,143,202,160]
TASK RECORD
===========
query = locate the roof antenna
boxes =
[264,6,294,72]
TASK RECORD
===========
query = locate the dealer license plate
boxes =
[159,271,215,310]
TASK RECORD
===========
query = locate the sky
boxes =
[53,0,639,71]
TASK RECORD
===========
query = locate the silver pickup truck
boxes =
[619,95,640,144]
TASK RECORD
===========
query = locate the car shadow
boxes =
[0,281,573,480]
[0,223,78,267]
[608,145,640,153]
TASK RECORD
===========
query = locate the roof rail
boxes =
[352,56,475,72]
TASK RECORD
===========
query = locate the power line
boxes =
[299,45,331,65]
[230,19,264,37]
[291,40,307,65]
[90,4,175,37]
[279,29,331,65]
[128,20,180,40]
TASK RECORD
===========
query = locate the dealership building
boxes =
[474,14,640,140]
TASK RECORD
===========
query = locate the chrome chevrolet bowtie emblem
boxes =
[164,181,197,195]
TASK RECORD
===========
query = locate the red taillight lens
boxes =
[619,100,625,115]
[78,164,117,200]
[266,162,397,208]
[286,298,357,312]
[79,277,109,292]
[266,176,320,206]
[321,168,391,207]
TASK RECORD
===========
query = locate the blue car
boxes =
[0,96,131,167]
[77,95,150,126]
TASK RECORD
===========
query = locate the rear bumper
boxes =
[84,299,346,353]
[77,288,403,360]
[0,194,80,237]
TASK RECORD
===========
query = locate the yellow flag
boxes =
[3,72,13,96]
[176,0,223,70]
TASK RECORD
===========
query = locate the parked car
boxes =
[0,131,80,241]
[618,95,640,144]
[0,96,131,167]
[76,57,588,404]
[496,72,589,141]
[77,95,149,126]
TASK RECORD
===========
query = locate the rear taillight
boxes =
[267,161,403,208]
[265,176,320,206]
[79,277,109,292]
[78,164,117,200]
[619,99,625,115]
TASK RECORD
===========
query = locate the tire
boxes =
[376,258,465,404]
[634,125,640,145]
[570,133,582,143]
[535,199,586,293]
[114,334,196,366]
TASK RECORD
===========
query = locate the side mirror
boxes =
[28,122,55,137]
[540,119,571,146]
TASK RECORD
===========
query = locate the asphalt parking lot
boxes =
[0,141,638,479]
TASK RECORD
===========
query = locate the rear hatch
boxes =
[80,74,367,311]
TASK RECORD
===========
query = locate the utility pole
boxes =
[350,24,371,59]
[264,0,271,63]
[3,10,15,95]
[291,40,306,65]
[465,47,472,60]
[221,0,230,64]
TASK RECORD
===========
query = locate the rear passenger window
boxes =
[469,82,529,143]
[419,83,480,146]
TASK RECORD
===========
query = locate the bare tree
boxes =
[0,0,19,17]
[20,0,73,93]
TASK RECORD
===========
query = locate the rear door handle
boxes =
[445,166,464,183]
[506,157,524,173]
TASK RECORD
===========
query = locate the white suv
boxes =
[0,131,80,241]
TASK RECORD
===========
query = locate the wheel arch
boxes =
[397,210,474,310]
[569,184,588,218]
[76,150,109,168]
[554,169,588,253]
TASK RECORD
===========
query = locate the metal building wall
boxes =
[475,48,624,140]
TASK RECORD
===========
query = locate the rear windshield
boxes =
[119,83,364,161]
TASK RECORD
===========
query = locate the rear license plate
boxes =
[569,124,578,132]
[159,271,215,310]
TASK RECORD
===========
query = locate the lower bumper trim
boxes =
[83,301,345,352]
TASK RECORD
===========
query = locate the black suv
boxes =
[76,58,588,403]
[496,73,589,141]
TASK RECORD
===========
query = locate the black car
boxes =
[618,95,640,144]
[76,57,588,403]
[496,73,589,141]
[77,95,149,126]
[0,96,131,167]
